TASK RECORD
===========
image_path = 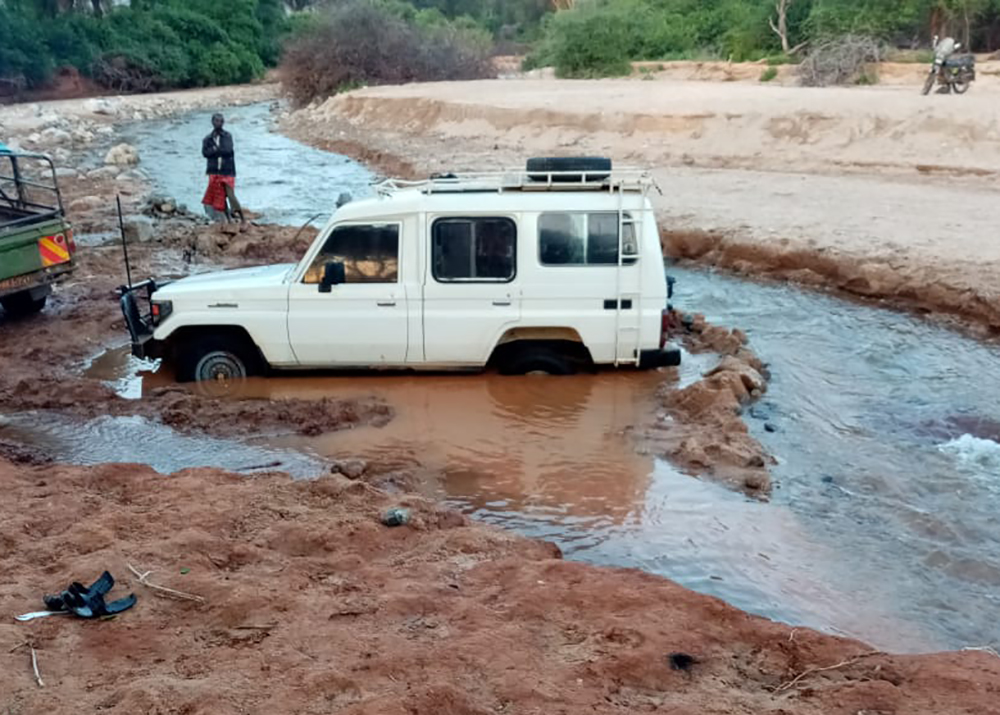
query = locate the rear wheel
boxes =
[0,290,47,319]
[501,345,578,376]
[176,334,260,394]
[952,78,971,94]
[921,72,936,95]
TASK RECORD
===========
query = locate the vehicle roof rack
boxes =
[372,167,660,198]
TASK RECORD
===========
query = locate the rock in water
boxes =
[104,143,140,167]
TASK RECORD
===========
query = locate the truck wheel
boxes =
[501,345,576,376]
[177,335,258,387]
[0,291,47,319]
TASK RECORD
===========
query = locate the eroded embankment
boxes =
[297,79,1000,177]
[662,228,1000,334]
[4,457,1000,715]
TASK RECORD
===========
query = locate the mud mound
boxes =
[657,314,774,495]
[3,458,1000,714]
[148,386,393,437]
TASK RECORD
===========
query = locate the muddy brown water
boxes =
[36,103,1000,653]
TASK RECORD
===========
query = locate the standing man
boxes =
[201,113,244,223]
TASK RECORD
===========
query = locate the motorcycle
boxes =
[922,35,976,95]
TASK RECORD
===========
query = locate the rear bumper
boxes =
[0,263,74,300]
[638,346,682,369]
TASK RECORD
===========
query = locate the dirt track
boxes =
[284,76,1000,331]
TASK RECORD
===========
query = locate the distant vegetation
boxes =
[3,0,1000,95]
[526,0,1000,78]
[0,0,287,93]
[279,0,494,105]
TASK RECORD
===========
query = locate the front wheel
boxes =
[921,72,936,95]
[0,290,48,319]
[176,334,259,394]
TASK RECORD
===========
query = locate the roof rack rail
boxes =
[372,167,660,197]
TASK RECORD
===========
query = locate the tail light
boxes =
[660,309,669,348]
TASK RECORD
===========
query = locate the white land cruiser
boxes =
[120,158,681,383]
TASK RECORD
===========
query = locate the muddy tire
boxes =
[0,291,47,319]
[177,334,259,389]
[501,345,577,376]
[921,73,935,95]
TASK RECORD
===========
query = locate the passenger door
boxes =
[422,216,520,365]
[287,222,408,366]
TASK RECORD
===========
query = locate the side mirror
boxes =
[318,261,346,293]
[933,34,939,46]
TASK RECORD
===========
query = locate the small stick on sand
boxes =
[127,563,206,604]
[773,650,884,693]
[30,644,44,687]
[11,642,44,687]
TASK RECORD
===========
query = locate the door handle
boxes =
[492,300,512,307]
[377,301,396,307]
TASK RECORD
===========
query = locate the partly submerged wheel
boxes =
[500,345,577,376]
[921,72,936,95]
[0,290,47,319]
[177,334,259,395]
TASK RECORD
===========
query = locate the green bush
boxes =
[759,66,779,82]
[279,0,493,105]
[0,0,283,92]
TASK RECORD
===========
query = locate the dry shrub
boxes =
[279,1,494,106]
[798,34,887,87]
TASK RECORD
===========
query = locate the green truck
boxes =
[0,146,76,317]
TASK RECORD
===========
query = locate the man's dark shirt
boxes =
[202,130,236,177]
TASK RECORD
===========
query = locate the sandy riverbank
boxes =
[4,458,1000,714]
[282,77,1000,333]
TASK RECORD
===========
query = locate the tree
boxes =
[769,0,793,53]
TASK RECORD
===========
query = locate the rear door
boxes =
[533,210,641,365]
[287,222,408,366]
[422,215,520,365]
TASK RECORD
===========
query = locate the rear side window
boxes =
[539,212,638,266]
[303,223,399,284]
[432,217,516,282]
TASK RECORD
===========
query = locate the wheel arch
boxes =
[160,324,268,369]
[488,331,594,372]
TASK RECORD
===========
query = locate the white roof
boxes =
[334,167,657,222]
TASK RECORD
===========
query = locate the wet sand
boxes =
[4,458,1000,715]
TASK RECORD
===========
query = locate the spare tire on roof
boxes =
[526,157,611,183]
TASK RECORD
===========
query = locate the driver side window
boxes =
[302,223,400,284]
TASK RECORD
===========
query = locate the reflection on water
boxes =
[1,412,324,478]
